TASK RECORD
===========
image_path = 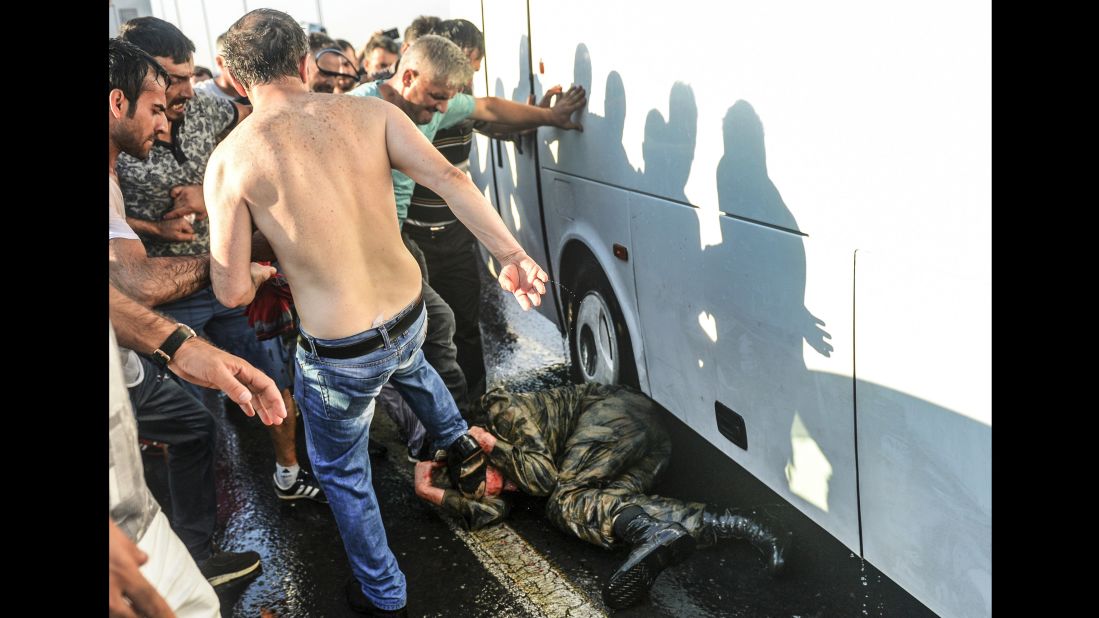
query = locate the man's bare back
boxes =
[207,93,427,338]
[207,77,549,344]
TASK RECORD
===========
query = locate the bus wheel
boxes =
[568,262,638,387]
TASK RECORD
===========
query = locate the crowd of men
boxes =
[108,10,788,617]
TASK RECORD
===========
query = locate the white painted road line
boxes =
[392,463,606,617]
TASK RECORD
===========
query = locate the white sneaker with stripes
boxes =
[273,468,328,503]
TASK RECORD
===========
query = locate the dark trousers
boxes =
[128,356,217,561]
[404,222,485,397]
[403,232,471,415]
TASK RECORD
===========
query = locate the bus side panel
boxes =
[856,251,992,618]
[630,193,859,550]
[479,0,560,326]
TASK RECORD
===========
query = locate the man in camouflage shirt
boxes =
[414,383,792,609]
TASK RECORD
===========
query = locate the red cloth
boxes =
[245,268,295,341]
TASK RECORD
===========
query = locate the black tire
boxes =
[566,260,639,387]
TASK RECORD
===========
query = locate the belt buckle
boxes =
[429,225,447,233]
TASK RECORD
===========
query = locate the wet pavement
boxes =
[143,270,939,617]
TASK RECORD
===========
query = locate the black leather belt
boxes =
[299,296,424,359]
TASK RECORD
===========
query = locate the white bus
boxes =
[455,2,991,617]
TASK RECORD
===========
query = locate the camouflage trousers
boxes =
[543,388,707,549]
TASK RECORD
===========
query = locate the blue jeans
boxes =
[293,299,469,610]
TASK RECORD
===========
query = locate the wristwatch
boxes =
[152,323,197,368]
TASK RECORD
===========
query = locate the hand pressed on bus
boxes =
[498,251,549,311]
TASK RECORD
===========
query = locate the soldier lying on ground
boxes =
[411,383,792,609]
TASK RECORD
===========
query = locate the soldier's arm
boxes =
[416,461,509,529]
[486,436,558,497]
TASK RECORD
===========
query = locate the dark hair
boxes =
[117,16,195,63]
[364,32,400,55]
[335,38,355,53]
[308,31,336,53]
[109,37,169,118]
[193,66,213,79]
[437,19,484,58]
[404,15,442,44]
[221,8,308,90]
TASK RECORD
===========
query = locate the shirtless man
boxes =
[206,9,549,615]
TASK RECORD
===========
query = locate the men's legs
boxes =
[137,511,220,618]
[546,427,655,548]
[546,390,702,547]
[375,283,466,459]
[403,234,470,415]
[203,295,325,502]
[376,382,429,460]
[407,223,486,398]
[292,316,426,610]
[128,356,217,561]
[387,343,469,452]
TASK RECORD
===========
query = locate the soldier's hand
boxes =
[468,426,496,454]
[414,461,446,506]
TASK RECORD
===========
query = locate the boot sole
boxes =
[603,531,696,609]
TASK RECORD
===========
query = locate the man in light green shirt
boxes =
[347,34,585,426]
[347,34,585,227]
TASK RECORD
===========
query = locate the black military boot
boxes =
[603,507,696,609]
[446,433,487,499]
[700,507,792,575]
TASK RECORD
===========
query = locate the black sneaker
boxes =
[197,550,261,587]
[273,468,328,503]
[345,578,408,616]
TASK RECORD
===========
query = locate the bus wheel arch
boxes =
[560,242,639,387]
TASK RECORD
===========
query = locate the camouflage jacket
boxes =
[441,383,652,530]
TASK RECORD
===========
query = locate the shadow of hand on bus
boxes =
[543,44,639,186]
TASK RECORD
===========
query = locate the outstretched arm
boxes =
[470,84,586,132]
[384,103,549,310]
[109,284,285,425]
